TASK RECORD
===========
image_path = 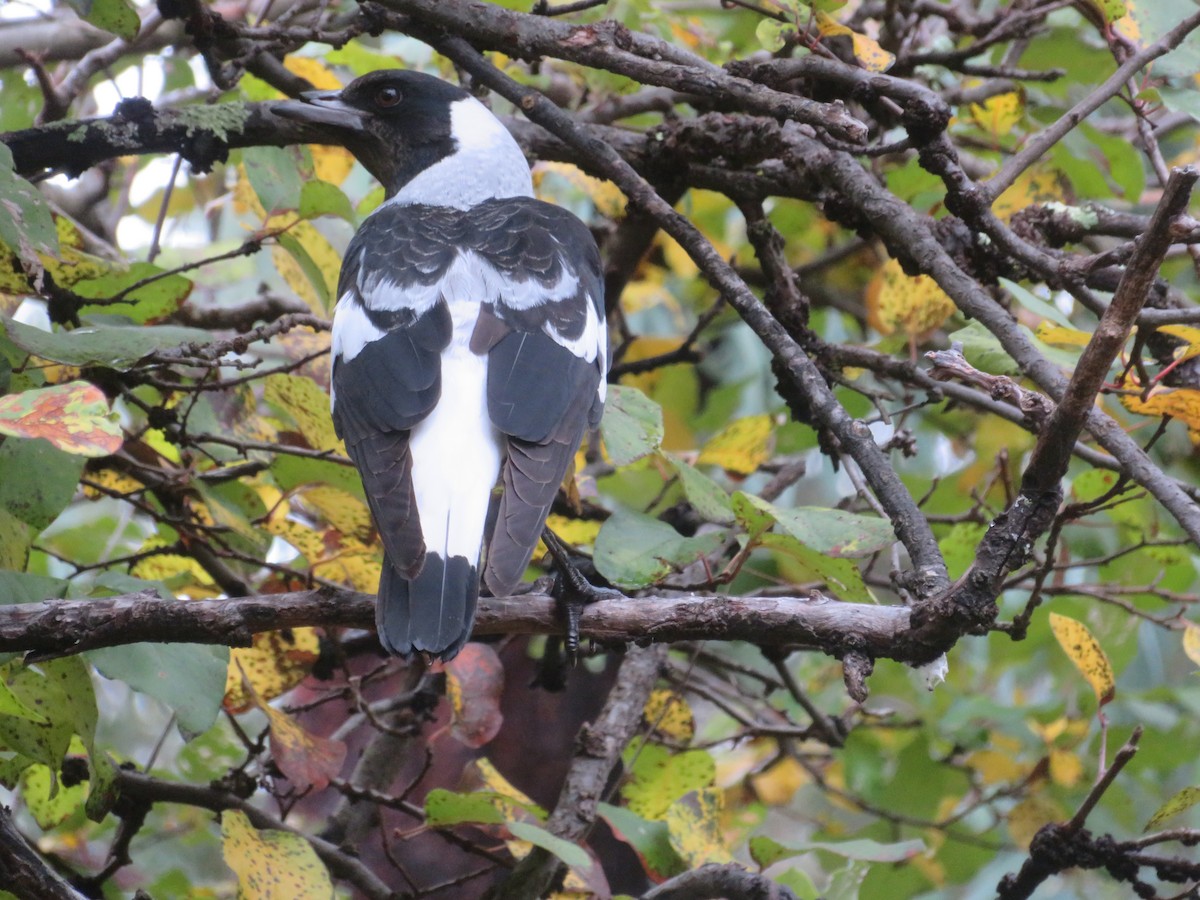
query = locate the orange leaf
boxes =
[0,381,122,457]
[445,643,505,749]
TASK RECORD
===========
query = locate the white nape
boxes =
[389,97,533,209]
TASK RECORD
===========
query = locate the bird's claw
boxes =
[542,528,622,658]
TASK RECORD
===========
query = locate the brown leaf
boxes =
[446,643,505,748]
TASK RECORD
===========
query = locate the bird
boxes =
[274,70,608,661]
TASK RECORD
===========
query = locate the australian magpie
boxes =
[275,70,607,661]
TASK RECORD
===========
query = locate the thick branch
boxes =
[1023,166,1197,495]
[0,589,921,663]
[492,644,666,898]
[375,0,868,142]
[0,805,85,900]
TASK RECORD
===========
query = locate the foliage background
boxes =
[2,0,1200,897]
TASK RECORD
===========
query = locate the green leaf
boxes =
[0,657,97,772]
[423,788,544,827]
[274,231,332,310]
[0,507,29,571]
[601,385,664,466]
[593,509,724,588]
[752,835,926,864]
[1001,278,1073,329]
[243,146,307,215]
[74,262,194,323]
[734,493,895,557]
[0,437,86,532]
[88,641,229,738]
[597,802,687,880]
[947,320,1021,376]
[507,822,592,869]
[271,454,363,502]
[299,180,357,224]
[1,316,215,371]
[0,570,68,606]
[758,533,874,603]
[0,144,57,262]
[67,0,140,39]
[663,452,735,525]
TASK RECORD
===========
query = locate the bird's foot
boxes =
[542,528,623,657]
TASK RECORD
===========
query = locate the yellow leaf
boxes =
[298,485,374,542]
[460,758,546,822]
[619,336,686,393]
[1145,785,1200,831]
[749,756,809,806]
[221,810,334,899]
[263,374,343,454]
[1048,749,1083,787]
[992,166,1066,222]
[697,414,774,475]
[1048,612,1116,706]
[1121,386,1200,442]
[1006,794,1063,850]
[866,258,956,338]
[664,790,734,866]
[545,514,602,548]
[643,689,695,744]
[1088,0,1127,24]
[224,628,321,713]
[965,749,1026,786]
[1183,623,1200,668]
[1035,322,1092,348]
[969,90,1024,138]
[814,11,894,72]
[1157,324,1200,362]
[82,466,142,500]
[272,221,341,315]
[534,161,626,218]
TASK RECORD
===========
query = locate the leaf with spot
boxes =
[0,382,122,457]
[664,790,734,867]
[620,743,715,820]
[0,144,57,269]
[643,689,695,745]
[263,374,343,454]
[867,258,956,339]
[446,643,505,749]
[20,760,88,830]
[221,810,334,900]
[224,629,321,713]
[73,262,194,324]
[1145,785,1200,831]
[1048,613,1115,707]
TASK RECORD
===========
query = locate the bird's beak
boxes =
[272,89,367,133]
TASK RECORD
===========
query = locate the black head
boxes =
[274,70,472,196]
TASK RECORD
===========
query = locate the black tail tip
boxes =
[376,553,479,661]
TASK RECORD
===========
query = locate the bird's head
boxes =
[273,69,531,206]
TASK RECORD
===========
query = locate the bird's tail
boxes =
[376,554,478,660]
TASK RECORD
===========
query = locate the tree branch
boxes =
[0,588,926,664]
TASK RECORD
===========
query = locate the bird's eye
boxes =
[375,86,402,108]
